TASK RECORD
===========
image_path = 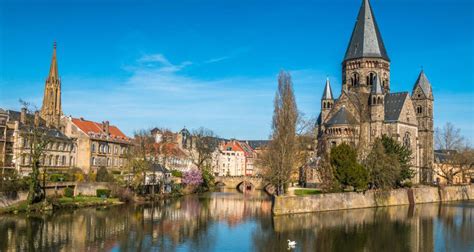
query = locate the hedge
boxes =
[96,189,111,198]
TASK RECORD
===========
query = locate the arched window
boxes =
[351,73,360,86]
[62,156,66,166]
[92,157,96,166]
[403,132,411,148]
[377,97,382,104]
[372,97,376,105]
[323,102,326,109]
[92,143,96,152]
[100,145,104,153]
[367,72,376,86]
[416,106,423,114]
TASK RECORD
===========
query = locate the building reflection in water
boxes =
[0,191,472,251]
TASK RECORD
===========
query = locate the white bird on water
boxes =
[287,239,296,249]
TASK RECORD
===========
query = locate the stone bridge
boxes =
[214,176,274,193]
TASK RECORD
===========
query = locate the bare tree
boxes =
[19,100,51,204]
[127,129,154,194]
[189,127,218,171]
[435,123,473,184]
[436,122,465,150]
[435,149,474,185]
[260,71,299,195]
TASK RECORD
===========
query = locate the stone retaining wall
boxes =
[75,182,111,196]
[0,192,28,208]
[272,185,473,215]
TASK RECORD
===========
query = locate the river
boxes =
[0,189,473,251]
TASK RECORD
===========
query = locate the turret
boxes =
[411,70,434,183]
[370,75,384,121]
[321,78,334,122]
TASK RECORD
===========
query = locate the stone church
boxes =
[316,0,434,183]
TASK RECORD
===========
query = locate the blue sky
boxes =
[0,0,473,141]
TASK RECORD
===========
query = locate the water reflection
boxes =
[0,190,472,251]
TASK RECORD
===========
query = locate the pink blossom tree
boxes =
[183,169,203,186]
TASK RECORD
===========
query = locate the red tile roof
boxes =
[221,141,255,157]
[71,117,129,140]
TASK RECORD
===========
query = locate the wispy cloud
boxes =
[204,56,230,64]
[56,53,327,139]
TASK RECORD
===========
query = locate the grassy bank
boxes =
[294,189,322,196]
[0,196,123,214]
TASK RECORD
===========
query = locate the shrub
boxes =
[171,170,183,178]
[330,143,368,191]
[96,189,111,198]
[364,139,401,189]
[49,173,68,182]
[64,187,74,197]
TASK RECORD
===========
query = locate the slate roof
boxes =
[326,107,357,126]
[150,163,171,173]
[344,0,389,61]
[322,78,334,100]
[413,70,432,98]
[384,92,408,121]
[434,150,457,164]
[245,140,270,150]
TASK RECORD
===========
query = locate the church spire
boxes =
[48,41,59,81]
[344,0,389,62]
[41,42,62,128]
[322,77,334,100]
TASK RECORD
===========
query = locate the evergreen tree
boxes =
[330,143,368,191]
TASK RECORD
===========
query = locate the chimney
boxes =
[103,121,110,135]
[34,111,40,127]
[20,108,27,124]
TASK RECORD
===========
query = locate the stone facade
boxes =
[0,108,76,175]
[62,117,132,174]
[215,140,257,176]
[316,0,434,184]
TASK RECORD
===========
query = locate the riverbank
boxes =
[272,184,474,215]
[0,196,123,214]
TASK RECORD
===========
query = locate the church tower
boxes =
[40,42,62,128]
[342,0,390,94]
[321,77,334,122]
[412,70,434,183]
[369,75,384,140]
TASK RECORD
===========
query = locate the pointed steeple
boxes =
[322,77,334,100]
[371,75,383,94]
[344,0,389,62]
[41,42,62,128]
[48,41,59,81]
[412,70,432,97]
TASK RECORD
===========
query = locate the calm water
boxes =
[0,189,473,252]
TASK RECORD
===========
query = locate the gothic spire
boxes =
[413,70,433,98]
[344,0,389,62]
[322,77,334,100]
[48,41,59,81]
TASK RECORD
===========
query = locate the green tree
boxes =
[330,143,368,191]
[96,166,112,182]
[364,139,401,189]
[381,135,414,185]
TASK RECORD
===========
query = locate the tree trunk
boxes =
[27,161,45,204]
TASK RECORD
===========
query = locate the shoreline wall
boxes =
[272,185,473,215]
